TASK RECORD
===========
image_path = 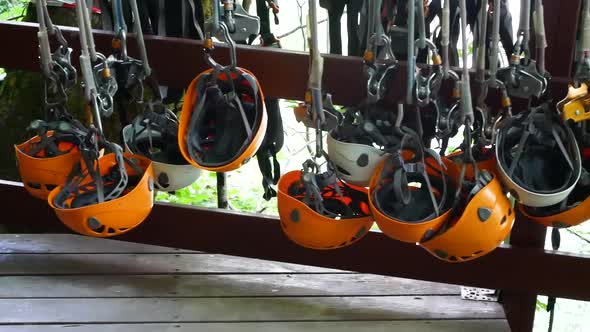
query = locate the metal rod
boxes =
[534,0,546,75]
[490,0,501,80]
[442,0,451,77]
[216,172,229,209]
[417,0,426,49]
[476,0,488,81]
[129,0,152,76]
[519,0,531,54]
[459,0,474,124]
[407,0,416,104]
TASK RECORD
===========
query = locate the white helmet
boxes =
[495,105,582,207]
[326,104,397,188]
[327,132,389,187]
[122,109,201,192]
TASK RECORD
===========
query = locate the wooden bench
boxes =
[0,234,509,331]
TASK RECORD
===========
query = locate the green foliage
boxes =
[155,161,279,216]
[282,99,301,109]
[0,0,27,21]
[536,299,548,312]
[156,174,218,208]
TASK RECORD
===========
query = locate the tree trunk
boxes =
[0,3,125,180]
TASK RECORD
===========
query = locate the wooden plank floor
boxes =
[0,234,510,331]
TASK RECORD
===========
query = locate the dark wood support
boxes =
[544,0,583,78]
[501,209,548,332]
[0,21,576,108]
[216,172,228,209]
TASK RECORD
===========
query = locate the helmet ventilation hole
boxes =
[87,217,102,230]
[500,216,507,225]
[290,209,300,223]
[477,208,492,222]
[27,182,42,190]
[157,173,170,189]
[357,154,369,167]
[434,249,448,259]
[93,225,106,233]
[336,166,351,176]
[421,229,436,242]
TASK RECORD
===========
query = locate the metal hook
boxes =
[204,22,238,71]
[413,39,442,66]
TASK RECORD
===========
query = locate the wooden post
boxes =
[501,209,548,332]
[217,172,229,209]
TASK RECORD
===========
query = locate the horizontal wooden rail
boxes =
[1,180,588,302]
[0,20,576,108]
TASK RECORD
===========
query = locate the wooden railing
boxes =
[0,2,587,330]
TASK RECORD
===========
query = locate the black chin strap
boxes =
[259,146,281,200]
[187,68,258,164]
[394,129,444,216]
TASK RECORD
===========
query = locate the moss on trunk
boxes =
[0,3,133,180]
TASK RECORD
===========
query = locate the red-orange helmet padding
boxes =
[278,161,374,250]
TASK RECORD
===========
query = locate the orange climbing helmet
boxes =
[14,120,83,200]
[277,160,374,250]
[421,170,515,262]
[368,128,456,243]
[48,139,154,237]
[446,146,498,179]
[421,123,515,263]
[178,67,268,172]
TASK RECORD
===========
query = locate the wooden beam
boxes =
[0,21,576,108]
[544,0,582,78]
[1,180,589,302]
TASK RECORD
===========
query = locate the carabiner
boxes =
[204,22,238,72]
[366,36,398,103]
[413,39,443,107]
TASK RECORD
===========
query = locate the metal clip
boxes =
[93,54,118,118]
[293,94,343,132]
[561,94,590,123]
[413,39,443,106]
[435,102,461,139]
[205,22,238,71]
[215,2,260,43]
[363,17,398,102]
[497,63,544,100]
[558,83,590,123]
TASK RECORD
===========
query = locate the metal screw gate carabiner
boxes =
[414,40,443,107]
[36,0,78,121]
[496,0,546,101]
[363,0,398,105]
[365,34,398,104]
